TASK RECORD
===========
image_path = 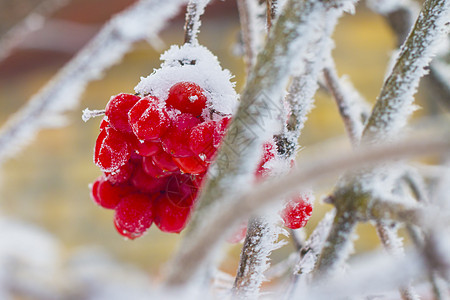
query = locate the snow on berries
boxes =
[88,44,313,239]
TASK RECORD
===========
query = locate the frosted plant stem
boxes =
[323,64,365,146]
[266,0,278,31]
[376,222,419,300]
[0,0,186,167]
[362,0,450,142]
[183,0,210,45]
[236,0,265,73]
[232,216,284,299]
[163,130,450,288]
[314,0,450,280]
[0,0,71,62]
[164,0,357,287]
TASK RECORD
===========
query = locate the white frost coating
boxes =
[233,214,288,299]
[135,44,238,118]
[295,210,335,275]
[82,108,106,122]
[336,75,370,141]
[184,0,211,45]
[366,0,419,15]
[364,0,450,142]
[0,0,186,166]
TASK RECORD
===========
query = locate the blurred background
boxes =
[0,0,435,291]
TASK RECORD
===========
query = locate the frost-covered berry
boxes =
[166,82,207,117]
[152,151,179,173]
[114,193,155,239]
[154,194,191,233]
[105,160,135,185]
[173,156,207,175]
[189,120,216,162]
[105,93,141,133]
[128,97,170,141]
[213,116,231,148]
[94,127,132,172]
[131,164,169,193]
[166,174,198,207]
[132,139,161,157]
[142,156,169,178]
[96,178,134,209]
[281,196,313,229]
[162,113,200,157]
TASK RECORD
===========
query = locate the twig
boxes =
[313,0,450,280]
[236,0,265,73]
[0,0,71,62]
[266,0,278,31]
[183,0,210,45]
[362,0,450,142]
[164,0,357,287]
[232,216,285,299]
[0,0,187,167]
[323,64,366,146]
[163,129,450,286]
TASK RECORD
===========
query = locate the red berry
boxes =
[154,194,191,233]
[142,156,169,178]
[132,139,161,157]
[96,179,134,209]
[189,121,217,162]
[173,156,207,175]
[128,97,170,141]
[162,113,200,157]
[166,82,207,117]
[99,117,110,131]
[152,151,179,172]
[131,164,169,193]
[114,193,155,239]
[281,196,313,229]
[213,116,231,148]
[105,160,135,185]
[256,141,277,177]
[105,93,141,133]
[166,174,198,207]
[90,176,103,205]
[94,127,131,172]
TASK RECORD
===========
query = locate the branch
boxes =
[0,0,187,167]
[323,63,368,146]
[313,0,450,279]
[164,0,357,287]
[163,129,450,286]
[232,216,286,299]
[236,0,265,74]
[0,0,71,62]
[183,0,210,44]
[362,0,450,142]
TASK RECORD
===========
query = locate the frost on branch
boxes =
[0,0,186,166]
[363,0,450,143]
[164,0,357,287]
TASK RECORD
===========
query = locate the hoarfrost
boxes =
[0,0,187,166]
[135,44,238,118]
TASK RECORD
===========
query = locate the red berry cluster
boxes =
[227,143,313,243]
[90,82,231,239]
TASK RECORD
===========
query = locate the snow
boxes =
[135,44,238,119]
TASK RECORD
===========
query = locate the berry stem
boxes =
[81,108,106,122]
